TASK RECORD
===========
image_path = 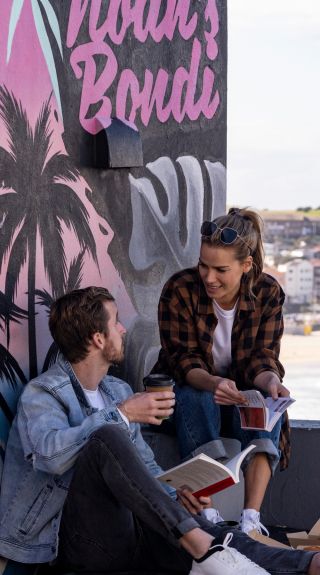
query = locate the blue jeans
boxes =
[57,424,315,574]
[174,385,282,473]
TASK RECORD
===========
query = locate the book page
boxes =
[238,389,266,407]
[158,457,231,493]
[225,444,256,477]
[264,396,295,414]
[238,406,266,429]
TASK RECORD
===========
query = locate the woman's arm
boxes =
[244,279,286,385]
[187,368,247,404]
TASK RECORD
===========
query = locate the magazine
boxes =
[237,390,295,431]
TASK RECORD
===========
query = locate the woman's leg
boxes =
[174,385,225,460]
[229,406,282,512]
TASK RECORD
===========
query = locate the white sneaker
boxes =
[240,509,269,535]
[201,507,224,524]
[189,533,271,575]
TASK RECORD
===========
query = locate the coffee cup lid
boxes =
[143,373,175,387]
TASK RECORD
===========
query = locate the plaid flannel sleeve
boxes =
[244,283,285,384]
[158,283,211,383]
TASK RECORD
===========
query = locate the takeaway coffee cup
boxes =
[143,374,175,419]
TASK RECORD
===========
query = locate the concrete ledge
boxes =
[262,423,320,530]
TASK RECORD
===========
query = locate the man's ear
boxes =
[243,256,253,273]
[92,331,105,349]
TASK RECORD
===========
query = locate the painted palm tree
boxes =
[0,86,98,378]
[35,249,85,371]
[7,0,64,122]
[0,290,28,423]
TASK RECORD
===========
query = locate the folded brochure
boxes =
[236,390,295,431]
[157,444,255,498]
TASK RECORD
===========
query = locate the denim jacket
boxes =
[0,357,166,564]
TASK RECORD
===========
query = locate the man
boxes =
[0,287,318,574]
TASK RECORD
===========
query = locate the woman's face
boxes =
[198,243,252,309]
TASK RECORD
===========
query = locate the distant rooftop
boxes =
[259,210,320,221]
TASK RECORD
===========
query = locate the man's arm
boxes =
[17,382,129,476]
[118,391,175,424]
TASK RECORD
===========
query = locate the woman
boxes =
[152,207,290,534]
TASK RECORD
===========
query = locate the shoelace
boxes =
[241,512,270,536]
[255,520,270,536]
[216,533,259,566]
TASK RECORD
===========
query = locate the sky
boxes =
[227,0,320,211]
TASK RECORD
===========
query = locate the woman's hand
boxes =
[254,371,290,399]
[176,485,211,514]
[213,377,247,405]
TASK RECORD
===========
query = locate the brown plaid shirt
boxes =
[153,267,290,469]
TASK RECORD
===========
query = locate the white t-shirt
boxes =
[212,299,238,376]
[82,387,106,410]
[82,386,130,427]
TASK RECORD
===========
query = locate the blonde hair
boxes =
[201,207,264,295]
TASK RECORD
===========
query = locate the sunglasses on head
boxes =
[201,221,251,251]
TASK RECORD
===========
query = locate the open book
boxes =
[237,390,295,431]
[157,444,255,498]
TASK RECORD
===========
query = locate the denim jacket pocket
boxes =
[18,483,54,535]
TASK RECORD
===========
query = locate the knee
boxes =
[176,386,216,410]
[309,553,320,575]
[91,423,127,445]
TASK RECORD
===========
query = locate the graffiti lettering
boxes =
[71,37,219,132]
[67,0,198,47]
[67,0,220,133]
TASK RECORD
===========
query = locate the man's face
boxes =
[102,301,126,364]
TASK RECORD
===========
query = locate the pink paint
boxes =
[66,0,220,133]
[204,0,219,60]
[67,0,198,47]
[70,41,117,131]
[116,38,219,126]
[0,1,137,374]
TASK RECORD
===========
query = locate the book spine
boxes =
[193,476,235,498]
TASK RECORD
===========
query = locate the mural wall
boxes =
[0,0,227,443]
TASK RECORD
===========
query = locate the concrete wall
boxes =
[0,1,227,447]
[262,421,320,530]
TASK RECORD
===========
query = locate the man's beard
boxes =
[103,338,125,364]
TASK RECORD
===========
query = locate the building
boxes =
[310,259,320,302]
[284,259,314,304]
[260,211,320,241]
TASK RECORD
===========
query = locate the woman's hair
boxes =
[201,207,264,294]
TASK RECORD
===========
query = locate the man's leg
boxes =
[196,516,318,575]
[57,424,206,573]
[58,424,318,575]
[227,405,282,530]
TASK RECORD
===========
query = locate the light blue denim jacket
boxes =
[0,356,169,564]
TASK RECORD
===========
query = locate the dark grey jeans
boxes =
[57,424,315,574]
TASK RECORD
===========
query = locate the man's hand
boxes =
[118,391,175,425]
[213,377,247,405]
[254,371,290,400]
[176,485,211,514]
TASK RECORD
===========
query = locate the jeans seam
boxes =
[95,436,191,539]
